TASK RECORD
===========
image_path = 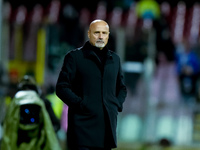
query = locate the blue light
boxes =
[25,109,30,114]
[30,118,35,123]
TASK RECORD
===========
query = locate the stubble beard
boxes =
[95,41,105,49]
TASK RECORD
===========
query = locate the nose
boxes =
[99,33,103,39]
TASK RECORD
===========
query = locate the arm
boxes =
[116,59,127,112]
[56,51,82,107]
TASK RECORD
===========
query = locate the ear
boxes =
[87,30,90,39]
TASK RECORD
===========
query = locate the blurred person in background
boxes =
[154,13,175,66]
[175,39,200,105]
[1,89,61,150]
[56,19,127,150]
[150,13,181,106]
[17,75,61,133]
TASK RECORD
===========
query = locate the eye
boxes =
[102,32,108,35]
[93,31,109,37]
[94,32,100,35]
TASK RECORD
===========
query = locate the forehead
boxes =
[90,22,109,32]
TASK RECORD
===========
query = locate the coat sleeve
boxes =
[116,58,127,112]
[56,51,82,107]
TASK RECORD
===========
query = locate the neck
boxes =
[89,41,105,50]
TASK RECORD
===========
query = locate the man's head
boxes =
[88,19,110,50]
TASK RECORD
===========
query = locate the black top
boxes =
[86,41,108,65]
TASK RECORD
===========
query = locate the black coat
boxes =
[56,41,127,148]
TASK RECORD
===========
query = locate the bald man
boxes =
[88,20,109,50]
[56,19,127,150]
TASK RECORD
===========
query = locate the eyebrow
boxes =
[94,31,109,33]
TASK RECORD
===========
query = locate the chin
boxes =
[95,44,105,48]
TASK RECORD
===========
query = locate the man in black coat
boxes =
[56,19,127,150]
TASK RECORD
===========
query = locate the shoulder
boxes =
[63,47,83,60]
[110,50,118,56]
[66,47,83,55]
[109,50,120,60]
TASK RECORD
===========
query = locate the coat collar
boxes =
[81,41,113,60]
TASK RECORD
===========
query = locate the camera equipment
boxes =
[20,104,41,124]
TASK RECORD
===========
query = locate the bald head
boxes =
[89,20,109,30]
[88,19,110,50]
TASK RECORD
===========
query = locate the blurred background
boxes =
[1,0,200,149]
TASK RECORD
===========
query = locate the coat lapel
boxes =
[81,41,114,68]
[105,50,114,65]
[83,48,102,66]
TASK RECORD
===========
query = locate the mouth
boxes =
[96,40,104,44]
